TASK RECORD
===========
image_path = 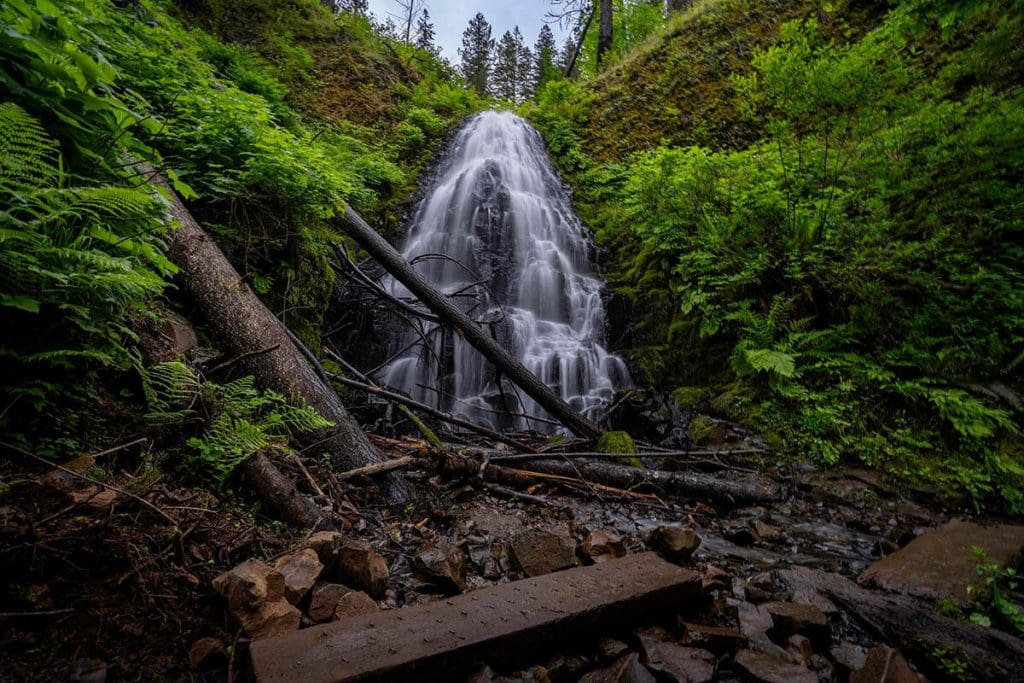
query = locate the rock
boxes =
[651,526,701,564]
[333,590,378,620]
[785,635,813,664]
[70,658,107,683]
[764,601,829,646]
[212,559,285,611]
[579,653,655,683]
[304,531,344,565]
[859,520,1024,605]
[412,540,466,592]
[637,630,715,683]
[722,523,759,546]
[188,637,227,670]
[337,539,389,598]
[850,646,925,683]
[159,311,198,357]
[831,641,869,673]
[509,528,577,577]
[680,622,747,655]
[237,599,301,639]
[274,548,323,604]
[308,583,349,623]
[700,564,731,592]
[737,602,773,638]
[597,637,631,661]
[67,486,118,509]
[581,529,627,564]
[753,520,776,541]
[734,650,817,683]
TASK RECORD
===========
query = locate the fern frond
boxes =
[0,103,59,191]
[143,361,199,424]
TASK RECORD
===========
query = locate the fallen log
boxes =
[146,167,408,504]
[240,450,328,530]
[776,566,1024,681]
[336,206,600,439]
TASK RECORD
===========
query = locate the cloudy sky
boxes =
[365,0,571,63]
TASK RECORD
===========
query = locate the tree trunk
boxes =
[240,450,330,529]
[596,0,613,69]
[336,206,601,439]
[564,7,596,79]
[148,168,409,504]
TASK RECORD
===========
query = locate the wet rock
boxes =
[212,559,285,611]
[680,621,747,655]
[333,590,378,620]
[753,520,777,541]
[859,520,1024,605]
[237,599,301,639]
[304,531,344,565]
[412,540,466,592]
[274,548,323,604]
[308,582,349,623]
[700,564,732,593]
[637,630,715,683]
[737,602,774,638]
[850,646,925,683]
[337,539,389,598]
[509,528,577,577]
[188,637,227,671]
[734,650,817,683]
[651,526,701,564]
[482,556,503,579]
[70,658,108,683]
[580,652,656,683]
[764,601,829,646]
[598,637,631,661]
[831,641,869,673]
[784,634,813,664]
[722,522,759,546]
[581,529,627,564]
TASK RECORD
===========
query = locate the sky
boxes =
[365,0,570,63]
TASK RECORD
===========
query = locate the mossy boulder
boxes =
[596,430,641,467]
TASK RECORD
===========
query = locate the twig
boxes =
[0,608,76,618]
[481,482,563,508]
[1,441,178,528]
[290,453,326,498]
[85,437,149,459]
[336,456,415,482]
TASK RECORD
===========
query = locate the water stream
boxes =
[381,111,629,431]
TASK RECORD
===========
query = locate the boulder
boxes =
[212,559,285,611]
[237,599,301,639]
[734,650,817,683]
[581,530,627,564]
[509,528,577,577]
[412,540,466,593]
[308,582,349,623]
[304,531,344,565]
[859,520,1024,605]
[764,601,829,646]
[333,590,378,620]
[651,526,701,564]
[850,646,925,683]
[188,637,227,671]
[274,548,323,604]
[337,539,389,598]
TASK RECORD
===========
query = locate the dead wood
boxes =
[336,456,416,482]
[239,450,329,530]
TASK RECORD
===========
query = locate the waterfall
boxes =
[381,110,629,431]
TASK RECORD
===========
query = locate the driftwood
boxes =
[147,167,408,504]
[240,450,329,529]
[336,206,601,439]
[776,566,1024,681]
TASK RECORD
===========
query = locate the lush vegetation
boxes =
[525,0,1024,512]
[0,0,484,457]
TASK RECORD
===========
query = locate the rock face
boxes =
[212,559,285,611]
[274,548,323,604]
[859,519,1024,605]
[651,526,701,564]
[337,539,389,598]
[734,650,817,683]
[581,530,627,564]
[509,528,577,576]
[412,540,467,592]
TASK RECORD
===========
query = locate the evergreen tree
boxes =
[516,27,535,101]
[533,24,560,94]
[558,35,579,78]
[459,12,494,96]
[492,29,519,102]
[415,8,437,54]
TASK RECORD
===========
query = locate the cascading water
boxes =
[381,110,629,431]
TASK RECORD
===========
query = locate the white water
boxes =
[381,110,629,431]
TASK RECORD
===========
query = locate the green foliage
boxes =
[143,362,332,485]
[967,547,1024,636]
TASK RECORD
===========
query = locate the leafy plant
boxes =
[967,547,1024,635]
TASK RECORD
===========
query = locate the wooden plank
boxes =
[250,552,700,682]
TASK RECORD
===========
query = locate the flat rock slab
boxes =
[250,552,700,683]
[859,519,1024,604]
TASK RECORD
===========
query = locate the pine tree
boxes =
[459,12,494,96]
[516,27,535,102]
[492,29,519,102]
[533,25,560,94]
[558,35,579,78]
[415,8,437,54]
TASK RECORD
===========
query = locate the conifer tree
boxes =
[459,13,494,96]
[533,24,560,94]
[516,27,535,101]
[415,8,437,54]
[492,29,519,102]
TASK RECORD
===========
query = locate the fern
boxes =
[143,361,200,424]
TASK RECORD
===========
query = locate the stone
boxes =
[785,635,813,664]
[581,529,627,563]
[412,540,466,592]
[737,602,773,638]
[579,653,655,683]
[637,630,715,683]
[651,526,702,564]
[212,559,285,611]
[188,637,227,670]
[734,650,817,683]
[700,564,731,592]
[70,658,108,683]
[764,601,829,646]
[159,311,198,357]
[67,486,118,509]
[308,583,349,623]
[509,528,577,577]
[722,523,759,546]
[850,646,925,683]
[753,520,776,541]
[237,598,301,639]
[680,622,747,655]
[305,531,344,565]
[274,548,323,604]
[831,641,869,672]
[333,590,378,620]
[597,637,630,661]
[337,539,389,598]
[859,520,1024,605]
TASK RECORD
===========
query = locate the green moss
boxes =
[672,386,708,410]
[596,430,641,467]
[687,416,715,445]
